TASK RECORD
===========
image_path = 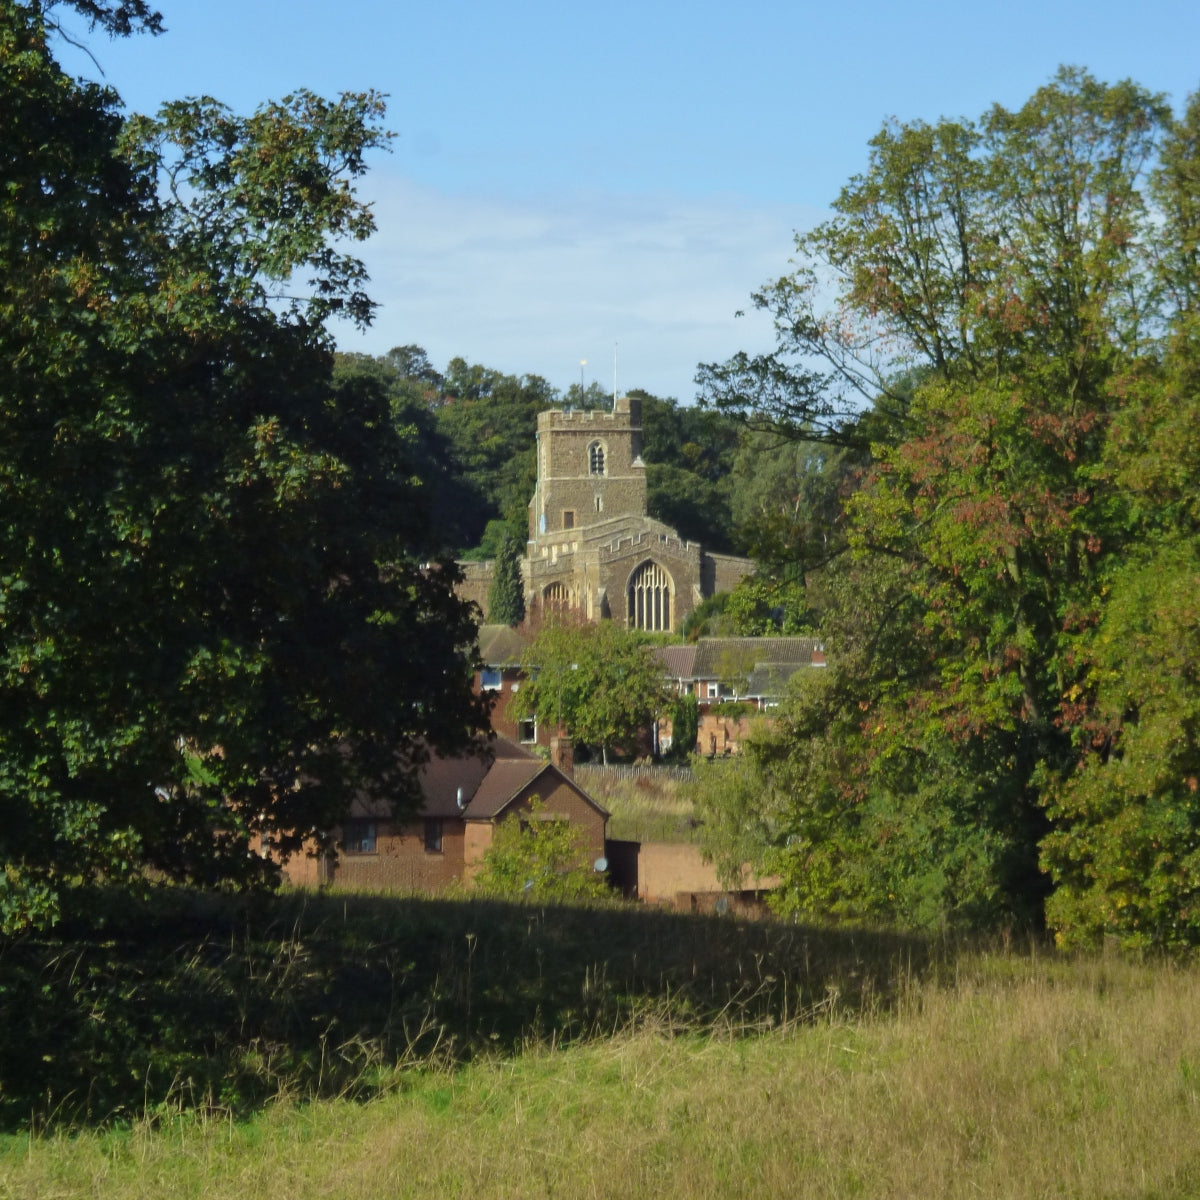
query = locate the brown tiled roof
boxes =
[416,736,531,817]
[691,637,822,677]
[345,735,607,823]
[477,624,530,667]
[412,735,607,821]
[654,644,698,679]
[463,758,553,818]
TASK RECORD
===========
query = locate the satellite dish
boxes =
[593,856,608,873]
[456,786,465,811]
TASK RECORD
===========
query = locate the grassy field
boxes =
[575,765,701,843]
[4,950,1199,1198]
[2,891,1199,1198]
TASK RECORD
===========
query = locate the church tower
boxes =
[504,394,752,631]
[528,395,646,547]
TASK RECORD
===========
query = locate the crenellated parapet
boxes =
[462,396,754,632]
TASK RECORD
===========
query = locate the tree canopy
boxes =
[0,2,487,929]
[471,798,608,902]
[694,69,1200,947]
[510,621,670,764]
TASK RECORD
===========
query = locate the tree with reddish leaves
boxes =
[698,70,1200,940]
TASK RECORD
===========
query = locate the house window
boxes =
[562,510,575,530]
[343,820,377,854]
[595,494,603,513]
[424,819,443,854]
[519,716,537,744]
[481,668,502,691]
[707,682,720,699]
[588,441,606,475]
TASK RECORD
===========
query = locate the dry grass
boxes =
[6,949,1199,1199]
[576,766,700,843]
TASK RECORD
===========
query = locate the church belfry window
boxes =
[588,441,606,476]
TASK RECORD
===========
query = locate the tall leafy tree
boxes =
[511,621,669,765]
[695,70,1185,934]
[0,2,487,929]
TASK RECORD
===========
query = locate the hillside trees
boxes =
[331,351,480,553]
[331,358,748,559]
[637,389,740,551]
[0,3,487,929]
[696,69,1200,938]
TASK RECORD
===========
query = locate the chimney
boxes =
[550,735,574,779]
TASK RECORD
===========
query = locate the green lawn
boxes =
[2,889,1199,1198]
[5,950,1199,1199]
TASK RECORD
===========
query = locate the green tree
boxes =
[695,69,1182,934]
[511,621,670,764]
[486,532,525,626]
[472,798,608,902]
[728,430,858,580]
[434,362,558,551]
[699,69,1166,447]
[665,692,699,760]
[0,3,486,929]
[1040,317,1200,948]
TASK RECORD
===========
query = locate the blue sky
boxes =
[58,0,1200,403]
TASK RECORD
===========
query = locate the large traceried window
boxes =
[627,560,673,632]
[588,440,606,475]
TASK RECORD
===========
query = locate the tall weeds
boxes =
[0,885,931,1129]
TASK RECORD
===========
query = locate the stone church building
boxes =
[459,396,753,631]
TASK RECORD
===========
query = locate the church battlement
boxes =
[461,396,754,633]
[536,394,642,434]
[599,529,698,563]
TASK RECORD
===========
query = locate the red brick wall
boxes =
[635,842,779,906]
[697,713,759,756]
[503,777,607,863]
[326,819,468,892]
[478,668,555,748]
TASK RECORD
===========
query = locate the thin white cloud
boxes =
[331,175,824,403]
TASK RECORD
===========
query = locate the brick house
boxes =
[474,623,547,748]
[655,636,826,755]
[281,736,608,893]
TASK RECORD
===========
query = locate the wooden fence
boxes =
[576,763,696,785]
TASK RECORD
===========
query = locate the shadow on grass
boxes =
[0,886,941,1130]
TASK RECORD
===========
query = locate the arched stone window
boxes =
[543,581,575,616]
[627,560,673,632]
[588,440,606,476]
